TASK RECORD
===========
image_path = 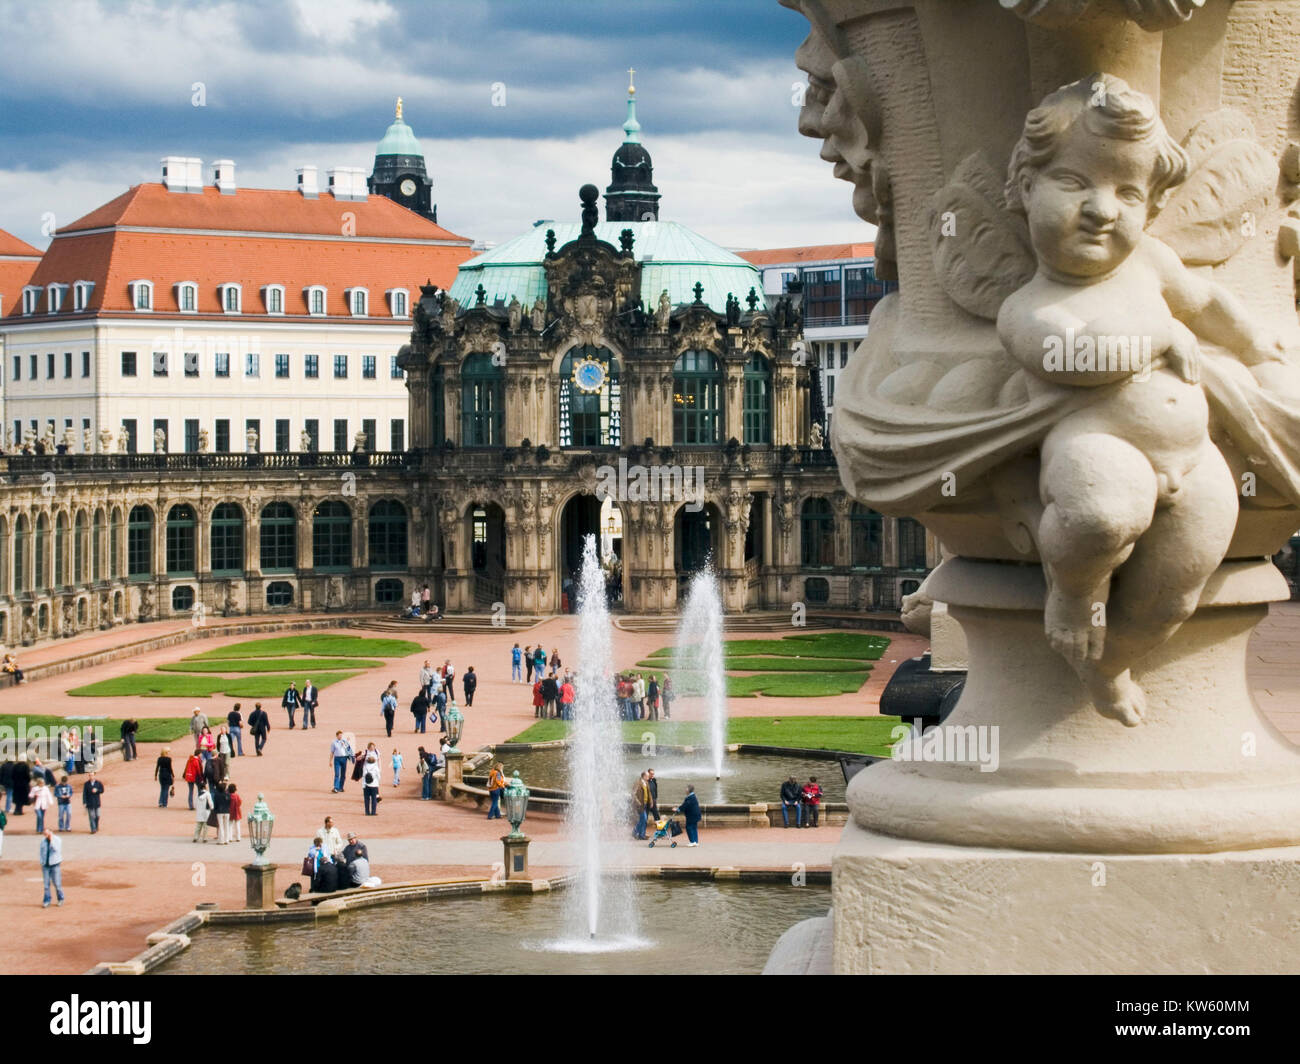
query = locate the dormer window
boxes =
[305,285,327,316]
[262,284,285,315]
[22,286,41,315]
[45,284,68,314]
[218,283,241,314]
[128,280,154,311]
[174,281,198,313]
[387,289,409,318]
[72,281,94,312]
[346,287,368,317]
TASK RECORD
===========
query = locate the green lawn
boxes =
[68,671,361,699]
[507,715,904,756]
[158,657,384,674]
[625,668,873,698]
[644,633,891,662]
[187,635,422,660]
[635,655,868,673]
[0,715,192,743]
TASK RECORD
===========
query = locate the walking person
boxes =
[646,768,659,820]
[631,771,652,840]
[549,648,562,674]
[54,775,73,830]
[302,679,319,729]
[433,682,448,733]
[442,659,456,701]
[660,675,674,720]
[780,775,803,828]
[486,762,506,820]
[674,785,702,847]
[419,660,435,699]
[29,777,53,834]
[39,828,64,907]
[281,681,301,729]
[646,675,660,721]
[216,725,233,763]
[410,687,430,734]
[10,756,30,817]
[462,666,477,708]
[226,704,244,757]
[228,783,243,842]
[524,645,535,684]
[81,772,104,834]
[633,674,646,720]
[801,776,824,828]
[248,702,270,755]
[511,643,522,684]
[533,645,547,682]
[189,707,209,744]
[155,749,175,808]
[213,780,231,844]
[119,718,139,762]
[381,682,398,738]
[192,782,213,842]
[183,748,202,809]
[330,731,353,793]
[62,730,78,776]
[391,747,404,787]
[197,726,216,762]
[361,752,382,816]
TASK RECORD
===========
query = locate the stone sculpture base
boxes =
[767,822,1300,975]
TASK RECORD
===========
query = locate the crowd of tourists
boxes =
[512,643,672,723]
[303,817,378,893]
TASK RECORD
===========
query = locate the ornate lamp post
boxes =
[501,771,532,881]
[243,793,277,909]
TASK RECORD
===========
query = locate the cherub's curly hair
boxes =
[1006,72,1188,216]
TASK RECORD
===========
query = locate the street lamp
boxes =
[446,702,464,751]
[504,772,530,839]
[248,792,275,865]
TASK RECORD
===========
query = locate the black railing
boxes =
[2,451,419,476]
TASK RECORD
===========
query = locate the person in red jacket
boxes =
[800,777,824,828]
[228,783,243,842]
[532,679,545,719]
[182,749,204,810]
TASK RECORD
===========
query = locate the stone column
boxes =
[501,834,530,880]
[243,863,277,909]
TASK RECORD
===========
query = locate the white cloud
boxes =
[290,0,396,44]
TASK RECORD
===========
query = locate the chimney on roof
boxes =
[162,156,203,193]
[212,159,237,195]
[297,165,319,199]
[327,166,368,202]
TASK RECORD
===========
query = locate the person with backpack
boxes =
[182,749,203,809]
[380,682,398,738]
[486,762,506,820]
[361,751,382,816]
[511,643,523,684]
[462,666,478,707]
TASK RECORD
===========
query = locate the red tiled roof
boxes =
[0,227,42,316]
[62,182,470,242]
[5,186,475,321]
[737,242,875,266]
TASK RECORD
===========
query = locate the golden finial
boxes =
[396,96,403,120]
[627,68,636,95]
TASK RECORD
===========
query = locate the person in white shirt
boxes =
[317,815,345,856]
[361,754,382,816]
[193,783,214,843]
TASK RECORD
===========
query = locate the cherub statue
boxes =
[198,428,210,453]
[995,74,1300,725]
[153,427,166,453]
[809,421,824,449]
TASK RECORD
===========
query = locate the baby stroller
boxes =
[648,817,682,848]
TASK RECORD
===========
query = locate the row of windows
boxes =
[447,347,775,449]
[109,417,405,453]
[799,501,928,571]
[21,281,409,319]
[117,351,404,381]
[10,351,91,382]
[0,501,410,592]
[164,576,410,613]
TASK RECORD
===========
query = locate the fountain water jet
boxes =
[676,568,728,780]
[555,535,643,951]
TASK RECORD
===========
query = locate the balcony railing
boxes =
[802,312,872,329]
[2,451,419,476]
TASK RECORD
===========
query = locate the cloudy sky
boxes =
[0,0,873,252]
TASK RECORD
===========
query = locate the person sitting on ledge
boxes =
[423,603,441,622]
[2,653,24,685]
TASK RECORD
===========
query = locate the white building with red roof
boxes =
[0,145,473,455]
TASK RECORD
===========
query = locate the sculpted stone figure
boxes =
[98,428,114,454]
[198,428,210,453]
[153,428,166,453]
[655,289,671,331]
[530,298,546,332]
[507,295,522,331]
[117,426,128,453]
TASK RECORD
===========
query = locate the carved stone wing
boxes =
[927,152,1035,320]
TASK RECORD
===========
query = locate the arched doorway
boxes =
[559,493,624,612]
[674,502,721,599]
[469,502,506,607]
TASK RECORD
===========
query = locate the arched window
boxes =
[93,509,104,583]
[74,511,87,583]
[368,500,408,570]
[13,517,26,595]
[460,352,504,447]
[172,585,194,612]
[110,507,122,579]
[266,581,293,608]
[800,497,835,568]
[742,352,772,445]
[673,349,723,445]
[211,503,244,575]
[166,504,196,576]
[312,501,352,570]
[127,506,153,579]
[850,504,883,569]
[35,513,48,591]
[259,502,296,573]
[804,576,830,604]
[430,366,446,446]
[375,578,403,604]
[898,518,928,570]
[559,345,621,447]
[54,513,67,587]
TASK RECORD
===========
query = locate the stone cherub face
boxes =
[1008,75,1188,280]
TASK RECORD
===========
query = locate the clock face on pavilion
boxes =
[573,357,607,394]
[399,178,417,197]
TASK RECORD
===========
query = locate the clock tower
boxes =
[368,98,437,223]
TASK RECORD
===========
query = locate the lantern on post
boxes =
[504,772,530,839]
[243,793,277,909]
[248,792,275,865]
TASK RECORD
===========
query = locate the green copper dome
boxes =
[448,221,759,314]
[376,116,422,158]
